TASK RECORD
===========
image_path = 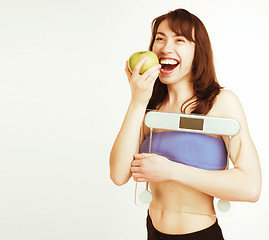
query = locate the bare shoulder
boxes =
[210,88,251,140]
[210,89,245,120]
[216,88,238,102]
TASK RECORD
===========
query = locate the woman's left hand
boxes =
[131,153,173,182]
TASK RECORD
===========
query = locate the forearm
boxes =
[168,162,260,202]
[110,100,147,185]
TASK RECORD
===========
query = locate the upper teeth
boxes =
[160,59,178,65]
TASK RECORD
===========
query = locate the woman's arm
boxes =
[109,59,161,186]
[131,90,262,202]
[110,101,146,186]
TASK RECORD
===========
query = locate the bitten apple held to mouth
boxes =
[128,51,159,75]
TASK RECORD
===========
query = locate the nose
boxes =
[161,40,174,54]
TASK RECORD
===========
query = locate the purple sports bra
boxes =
[139,131,227,170]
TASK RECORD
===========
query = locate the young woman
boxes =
[110,9,262,240]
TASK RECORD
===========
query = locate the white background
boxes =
[0,0,268,239]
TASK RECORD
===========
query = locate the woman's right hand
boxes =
[125,57,161,107]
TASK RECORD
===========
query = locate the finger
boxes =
[125,60,132,81]
[134,153,151,159]
[132,172,143,178]
[132,56,148,75]
[131,167,141,173]
[145,69,160,85]
[143,64,161,81]
[133,177,147,182]
[131,160,141,167]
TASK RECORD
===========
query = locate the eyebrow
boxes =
[156,32,183,37]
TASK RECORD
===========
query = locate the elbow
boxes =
[109,152,131,186]
[249,195,260,203]
[249,185,261,203]
[244,183,262,203]
[110,172,129,186]
[235,168,262,203]
[247,192,260,203]
[248,175,262,203]
[111,177,128,186]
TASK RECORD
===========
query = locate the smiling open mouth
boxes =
[160,59,180,72]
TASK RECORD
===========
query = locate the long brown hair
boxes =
[147,9,223,115]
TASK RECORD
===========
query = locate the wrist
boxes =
[130,98,148,110]
[167,161,183,182]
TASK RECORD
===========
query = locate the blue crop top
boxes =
[139,131,227,171]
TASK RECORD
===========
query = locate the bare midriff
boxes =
[144,107,221,234]
[148,181,216,234]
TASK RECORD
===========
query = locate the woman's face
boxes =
[152,19,195,85]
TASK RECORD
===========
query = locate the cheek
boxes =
[188,46,195,63]
[182,49,195,66]
[152,43,160,54]
[186,54,194,66]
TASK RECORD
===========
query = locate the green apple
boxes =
[128,51,159,75]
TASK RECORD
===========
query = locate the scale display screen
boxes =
[179,117,204,130]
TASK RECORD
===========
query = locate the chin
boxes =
[159,75,180,85]
[160,72,191,85]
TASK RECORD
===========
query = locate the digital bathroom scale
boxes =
[144,111,240,136]
[135,110,240,213]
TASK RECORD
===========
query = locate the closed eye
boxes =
[176,38,185,43]
[156,37,164,41]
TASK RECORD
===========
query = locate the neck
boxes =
[165,79,194,107]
